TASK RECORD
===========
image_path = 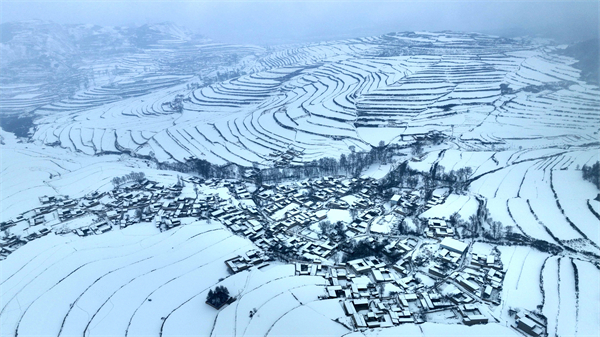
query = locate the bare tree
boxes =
[135,208,143,221]
[489,220,503,240]
[349,207,358,220]
[319,220,332,236]
[467,214,479,237]
[411,143,424,157]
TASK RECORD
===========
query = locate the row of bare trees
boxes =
[111,171,146,187]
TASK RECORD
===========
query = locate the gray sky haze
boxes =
[1,0,598,44]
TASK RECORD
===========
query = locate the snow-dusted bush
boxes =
[206,285,231,309]
[582,161,600,189]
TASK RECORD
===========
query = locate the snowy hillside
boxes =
[17,30,599,167]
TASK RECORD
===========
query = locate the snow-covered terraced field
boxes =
[0,222,340,337]
[405,144,600,251]
[465,148,600,253]
[25,31,599,167]
[495,243,598,336]
[539,256,600,337]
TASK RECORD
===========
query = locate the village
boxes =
[0,173,547,337]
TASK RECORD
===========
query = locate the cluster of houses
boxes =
[513,310,547,337]
[425,219,455,238]
[269,148,304,167]
[210,203,265,242]
[428,238,506,308]
[291,257,462,330]
[450,252,505,304]
[293,233,451,329]
[427,238,505,305]
[391,190,420,215]
[0,177,232,259]
[347,208,380,234]
[227,182,252,199]
[2,170,540,334]
[225,250,270,273]
[208,179,351,260]
[391,188,449,217]
[0,221,51,259]
[423,189,448,211]
[93,180,217,232]
[256,177,377,214]
[318,259,426,328]
[217,176,383,255]
[296,224,518,331]
[1,194,87,259]
[24,195,81,227]
[305,248,493,330]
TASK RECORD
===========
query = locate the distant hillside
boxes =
[559,39,600,84]
[0,20,203,70]
[0,20,211,116]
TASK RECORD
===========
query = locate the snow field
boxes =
[497,246,547,313]
[572,259,600,335]
[0,222,256,337]
[514,169,582,241]
[506,198,557,243]
[551,170,600,245]
[541,257,560,337]
[192,264,332,337]
[556,258,577,337]
[265,300,350,337]
[539,256,598,337]
[0,217,347,337]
